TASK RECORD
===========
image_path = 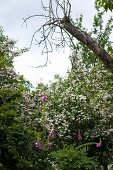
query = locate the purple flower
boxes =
[77,132,82,141]
[36,142,44,150]
[41,95,47,102]
[49,129,55,138]
[96,142,102,148]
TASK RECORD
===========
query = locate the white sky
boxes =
[0,0,112,86]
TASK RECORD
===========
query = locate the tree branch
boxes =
[23,0,113,72]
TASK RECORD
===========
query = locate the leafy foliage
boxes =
[51,145,96,170]
[96,0,113,11]
[0,27,51,170]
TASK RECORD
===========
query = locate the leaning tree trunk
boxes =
[61,16,113,74]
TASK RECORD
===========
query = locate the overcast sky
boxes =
[0,0,112,86]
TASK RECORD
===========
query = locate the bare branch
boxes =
[21,14,49,27]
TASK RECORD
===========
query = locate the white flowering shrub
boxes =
[33,60,113,169]
[0,27,53,170]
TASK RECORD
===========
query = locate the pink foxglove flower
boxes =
[35,142,44,150]
[77,132,82,141]
[96,138,102,148]
[41,95,47,102]
[49,129,55,138]
[96,142,102,148]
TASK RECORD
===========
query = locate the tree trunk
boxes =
[61,16,113,73]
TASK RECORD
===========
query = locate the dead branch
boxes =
[22,0,113,72]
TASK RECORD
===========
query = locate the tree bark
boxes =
[61,16,113,73]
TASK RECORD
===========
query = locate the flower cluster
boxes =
[49,128,55,138]
[36,142,44,150]
[41,95,47,102]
